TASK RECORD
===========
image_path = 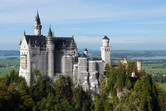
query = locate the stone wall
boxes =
[30,47,48,77]
[54,49,75,77]
[78,57,89,85]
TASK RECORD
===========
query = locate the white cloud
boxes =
[151,27,166,31]
[0,0,166,50]
[130,21,166,25]
[1,0,166,24]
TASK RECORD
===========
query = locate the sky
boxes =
[0,0,166,50]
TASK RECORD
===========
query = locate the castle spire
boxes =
[48,25,53,37]
[34,11,42,35]
[24,30,26,36]
[35,11,41,25]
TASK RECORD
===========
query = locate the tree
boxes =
[127,61,136,75]
[134,75,160,111]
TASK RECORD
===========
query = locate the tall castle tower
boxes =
[34,12,42,35]
[47,26,54,78]
[100,36,111,65]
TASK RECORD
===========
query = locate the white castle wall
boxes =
[73,64,78,84]
[19,37,29,85]
[89,61,99,93]
[95,60,104,75]
[62,55,73,77]
[89,61,96,73]
[78,58,89,85]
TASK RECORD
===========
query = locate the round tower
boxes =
[34,11,42,35]
[100,36,111,66]
[47,26,54,78]
[102,36,109,47]
[137,61,142,72]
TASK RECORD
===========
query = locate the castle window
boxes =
[20,55,27,69]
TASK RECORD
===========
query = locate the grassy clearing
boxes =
[142,60,166,74]
[144,69,166,74]
[0,67,19,77]
[158,82,166,92]
[0,59,19,66]
[0,59,20,77]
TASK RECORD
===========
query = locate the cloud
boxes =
[151,27,166,31]
[130,21,166,25]
[111,33,149,38]
[1,0,166,24]
[0,0,166,50]
[74,34,166,50]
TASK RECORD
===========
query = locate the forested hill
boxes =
[0,62,166,111]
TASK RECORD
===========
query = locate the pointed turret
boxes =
[35,11,41,25]
[34,11,42,35]
[24,30,26,36]
[48,25,53,37]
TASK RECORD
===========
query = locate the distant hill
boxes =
[0,50,19,56]
[78,49,166,59]
[0,49,166,59]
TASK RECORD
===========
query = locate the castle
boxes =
[19,12,111,93]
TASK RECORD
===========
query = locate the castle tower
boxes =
[47,26,54,78]
[137,61,142,72]
[100,36,111,65]
[84,48,88,56]
[34,11,42,35]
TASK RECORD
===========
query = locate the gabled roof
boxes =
[54,37,76,49]
[25,35,46,47]
[24,35,77,50]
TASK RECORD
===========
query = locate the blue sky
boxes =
[0,0,166,50]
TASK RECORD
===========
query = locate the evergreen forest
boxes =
[0,61,166,111]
